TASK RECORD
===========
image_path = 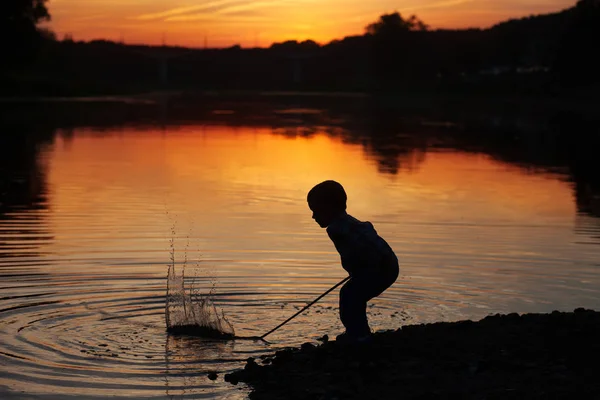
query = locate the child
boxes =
[307,180,399,342]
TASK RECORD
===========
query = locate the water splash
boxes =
[165,242,235,339]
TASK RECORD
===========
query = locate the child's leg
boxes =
[365,265,399,300]
[339,278,371,337]
[339,268,399,337]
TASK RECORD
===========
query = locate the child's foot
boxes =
[335,331,371,344]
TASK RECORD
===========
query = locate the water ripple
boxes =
[2,127,600,398]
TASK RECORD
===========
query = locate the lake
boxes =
[1,98,599,398]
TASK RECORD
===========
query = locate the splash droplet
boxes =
[165,261,235,339]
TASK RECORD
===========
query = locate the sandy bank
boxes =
[225,309,600,399]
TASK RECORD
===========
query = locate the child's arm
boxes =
[327,229,359,275]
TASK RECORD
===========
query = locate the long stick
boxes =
[260,276,350,340]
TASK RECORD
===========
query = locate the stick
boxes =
[260,276,351,340]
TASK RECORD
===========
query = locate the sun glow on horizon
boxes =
[48,0,575,48]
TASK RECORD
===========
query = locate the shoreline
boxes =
[0,89,597,109]
[224,309,600,399]
[1,87,599,123]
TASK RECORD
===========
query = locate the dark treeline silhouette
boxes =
[2,0,599,96]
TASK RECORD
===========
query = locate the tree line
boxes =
[1,0,599,95]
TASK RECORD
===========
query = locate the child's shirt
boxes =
[326,212,398,277]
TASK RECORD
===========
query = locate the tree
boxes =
[364,12,430,91]
[365,12,428,36]
[554,0,600,86]
[2,0,50,36]
[1,0,51,66]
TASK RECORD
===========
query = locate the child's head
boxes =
[307,180,347,228]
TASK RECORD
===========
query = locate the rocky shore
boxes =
[224,309,600,399]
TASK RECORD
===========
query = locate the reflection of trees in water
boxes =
[574,183,600,218]
[559,113,600,238]
[269,104,431,175]
[366,139,427,175]
[408,108,600,224]
[298,103,600,231]
[489,112,599,218]
[0,123,54,258]
[273,125,319,138]
[363,105,430,174]
[3,99,600,227]
[238,100,600,225]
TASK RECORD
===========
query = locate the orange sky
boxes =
[48,0,575,48]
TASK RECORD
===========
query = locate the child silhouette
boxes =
[307,180,399,342]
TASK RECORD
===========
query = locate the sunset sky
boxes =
[48,0,575,48]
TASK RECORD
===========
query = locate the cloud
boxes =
[401,0,477,12]
[218,0,286,15]
[135,0,240,20]
[135,0,316,22]
[74,14,110,22]
[165,0,278,21]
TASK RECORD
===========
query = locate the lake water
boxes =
[1,102,600,398]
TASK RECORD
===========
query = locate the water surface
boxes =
[1,113,600,398]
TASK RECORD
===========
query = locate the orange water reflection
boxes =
[49,126,574,233]
[44,124,597,323]
[3,122,600,400]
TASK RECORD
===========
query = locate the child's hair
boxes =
[307,180,347,211]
